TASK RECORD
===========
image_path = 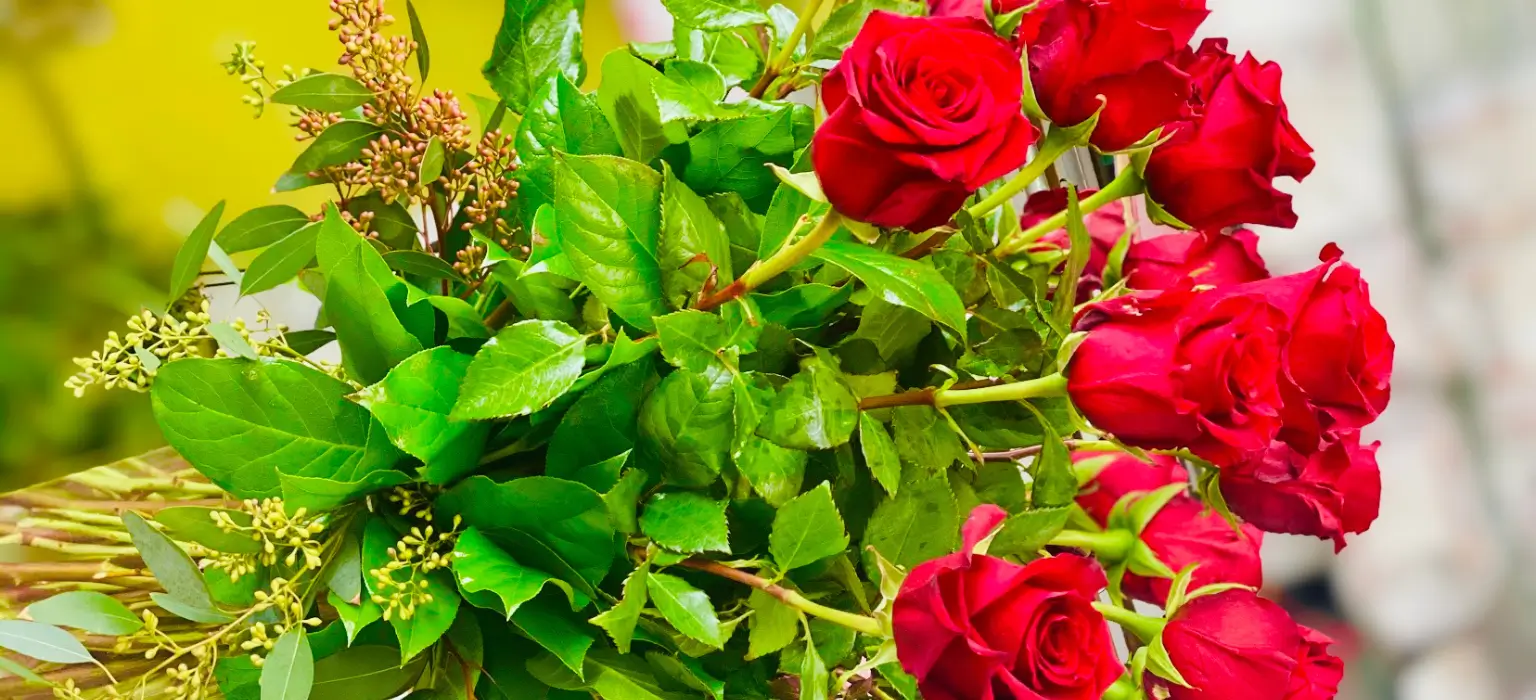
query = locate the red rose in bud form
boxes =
[1150,589,1301,700]
[813,12,1037,231]
[893,506,1123,700]
[1280,245,1393,436]
[1145,39,1315,229]
[1022,189,1127,300]
[1068,283,1288,464]
[1026,0,1209,151]
[1220,432,1381,551]
[1124,229,1269,291]
[1286,627,1345,700]
[1073,453,1263,605]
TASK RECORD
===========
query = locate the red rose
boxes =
[813,12,1037,230]
[1144,40,1315,229]
[1151,589,1300,700]
[1068,284,1288,464]
[893,506,1123,700]
[1124,229,1269,291]
[1220,432,1381,551]
[1279,246,1393,436]
[1026,0,1209,151]
[1074,453,1263,605]
[1286,627,1344,700]
[1023,189,1127,300]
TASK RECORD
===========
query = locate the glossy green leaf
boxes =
[654,310,731,374]
[675,27,761,90]
[808,0,923,60]
[731,375,808,507]
[1031,420,1076,509]
[260,628,313,700]
[407,0,430,79]
[682,104,813,210]
[758,361,857,451]
[312,645,419,700]
[0,621,92,664]
[639,492,730,554]
[218,205,310,253]
[638,365,735,488]
[852,300,931,365]
[858,413,902,497]
[279,471,413,513]
[122,511,223,616]
[646,573,724,649]
[597,50,687,164]
[988,507,1071,558]
[242,222,320,296]
[745,589,798,660]
[355,347,489,484]
[813,241,968,341]
[154,506,261,554]
[590,562,649,654]
[662,0,769,29]
[483,0,585,111]
[382,250,463,282]
[419,136,446,185]
[552,152,667,331]
[391,571,459,662]
[512,593,596,677]
[345,194,421,250]
[270,73,375,112]
[798,632,829,700]
[315,208,427,384]
[453,320,587,420]
[755,284,852,330]
[862,467,959,575]
[286,329,336,355]
[168,200,226,302]
[660,165,734,308]
[517,72,622,158]
[769,483,848,571]
[279,121,384,188]
[23,592,142,636]
[438,476,615,597]
[547,361,652,490]
[206,322,259,359]
[893,405,967,471]
[152,358,403,499]
[450,527,562,618]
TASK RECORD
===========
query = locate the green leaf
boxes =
[755,284,852,331]
[892,405,967,471]
[355,347,490,484]
[745,589,798,660]
[852,300,931,366]
[382,250,462,282]
[797,632,829,700]
[512,593,596,677]
[490,257,581,324]
[345,194,421,250]
[391,571,460,662]
[483,0,585,111]
[329,589,383,644]
[682,104,814,211]
[858,413,901,497]
[675,28,761,90]
[439,476,616,597]
[548,362,652,490]
[604,465,648,536]
[216,655,264,700]
[270,73,375,112]
[647,652,724,700]
[812,241,968,341]
[597,50,682,164]
[206,322,260,360]
[152,592,234,623]
[1031,420,1075,509]
[218,205,310,253]
[0,654,48,686]
[660,164,733,308]
[279,471,412,513]
[122,511,222,614]
[286,329,337,355]
[22,592,141,636]
[758,361,857,451]
[168,200,226,302]
[419,136,446,185]
[407,0,430,79]
[279,120,384,188]
[0,621,92,664]
[517,72,622,158]
[988,507,1072,558]
[645,573,724,649]
[590,563,649,654]
[261,628,314,700]
[862,467,959,574]
[655,60,727,126]
[453,320,587,421]
[450,527,562,618]
[315,208,427,384]
[639,492,730,554]
[152,358,403,499]
[552,153,667,331]
[808,0,923,60]
[769,483,848,571]
[155,506,262,554]
[662,0,770,29]
[638,365,735,488]
[242,221,321,296]
[312,645,420,700]
[655,310,731,374]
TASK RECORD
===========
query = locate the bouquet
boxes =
[2,0,1393,698]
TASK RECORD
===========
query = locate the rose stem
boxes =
[696,210,844,311]
[1092,601,1166,643]
[992,167,1144,257]
[671,555,884,637]
[967,127,1077,220]
[748,0,831,99]
[856,373,1068,411]
[1049,528,1135,562]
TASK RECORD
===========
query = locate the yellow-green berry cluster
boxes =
[369,516,461,621]
[65,300,215,396]
[215,499,328,572]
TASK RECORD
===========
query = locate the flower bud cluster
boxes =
[329,0,415,119]
[213,499,327,574]
[368,515,461,621]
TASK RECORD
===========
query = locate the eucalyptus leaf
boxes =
[168,200,226,302]
[155,506,262,554]
[122,511,222,616]
[23,592,142,636]
[270,73,375,112]
[260,629,313,700]
[0,621,93,665]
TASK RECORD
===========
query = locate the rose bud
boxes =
[893,505,1123,700]
[813,12,1037,231]
[1022,0,1209,151]
[1124,229,1269,291]
[1067,283,1289,465]
[1220,432,1381,551]
[1144,39,1315,230]
[1149,589,1302,700]
[1287,627,1345,700]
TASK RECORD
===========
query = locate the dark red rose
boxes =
[894,506,1123,700]
[813,12,1037,230]
[1023,189,1127,300]
[1286,627,1344,700]
[1221,432,1381,551]
[1026,0,1209,151]
[1074,453,1263,605]
[1124,229,1269,291]
[1144,39,1315,229]
[1068,284,1289,464]
[1150,589,1300,700]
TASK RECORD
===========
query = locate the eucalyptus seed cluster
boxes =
[386,485,437,521]
[214,499,328,573]
[164,646,215,700]
[369,515,461,621]
[65,300,215,396]
[238,579,323,666]
[221,41,269,117]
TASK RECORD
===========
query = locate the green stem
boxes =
[696,210,843,310]
[1092,601,1166,644]
[993,167,1144,257]
[1102,675,1146,700]
[676,555,884,637]
[749,0,828,98]
[933,373,1068,408]
[1048,528,1135,562]
[967,129,1077,219]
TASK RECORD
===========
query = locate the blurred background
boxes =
[1,0,1533,696]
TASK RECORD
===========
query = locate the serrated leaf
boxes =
[745,589,798,660]
[279,121,384,188]
[732,374,807,507]
[862,467,958,575]
[241,222,320,295]
[517,72,622,158]
[639,492,730,554]
[260,629,313,700]
[0,621,92,665]
[682,104,813,211]
[450,527,562,618]
[798,632,829,700]
[122,511,223,616]
[270,73,375,112]
[639,365,735,488]
[812,241,968,341]
[597,50,688,164]
[218,205,310,253]
[808,0,923,60]
[155,506,261,554]
[355,347,489,484]
[483,0,585,111]
[438,476,615,597]
[453,320,587,420]
[23,592,142,636]
[655,310,731,373]
[892,405,966,471]
[1031,420,1075,509]
[758,361,857,451]
[646,573,725,649]
[168,200,226,302]
[552,152,668,331]
[660,164,733,308]
[547,361,652,490]
[590,563,650,654]
[988,507,1072,558]
[662,0,770,29]
[513,593,596,677]
[858,413,901,497]
[770,483,848,571]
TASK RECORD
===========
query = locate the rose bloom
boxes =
[1144,39,1315,230]
[1221,432,1381,550]
[813,12,1036,230]
[1074,452,1263,604]
[1151,589,1301,700]
[893,505,1123,700]
[1287,627,1345,700]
